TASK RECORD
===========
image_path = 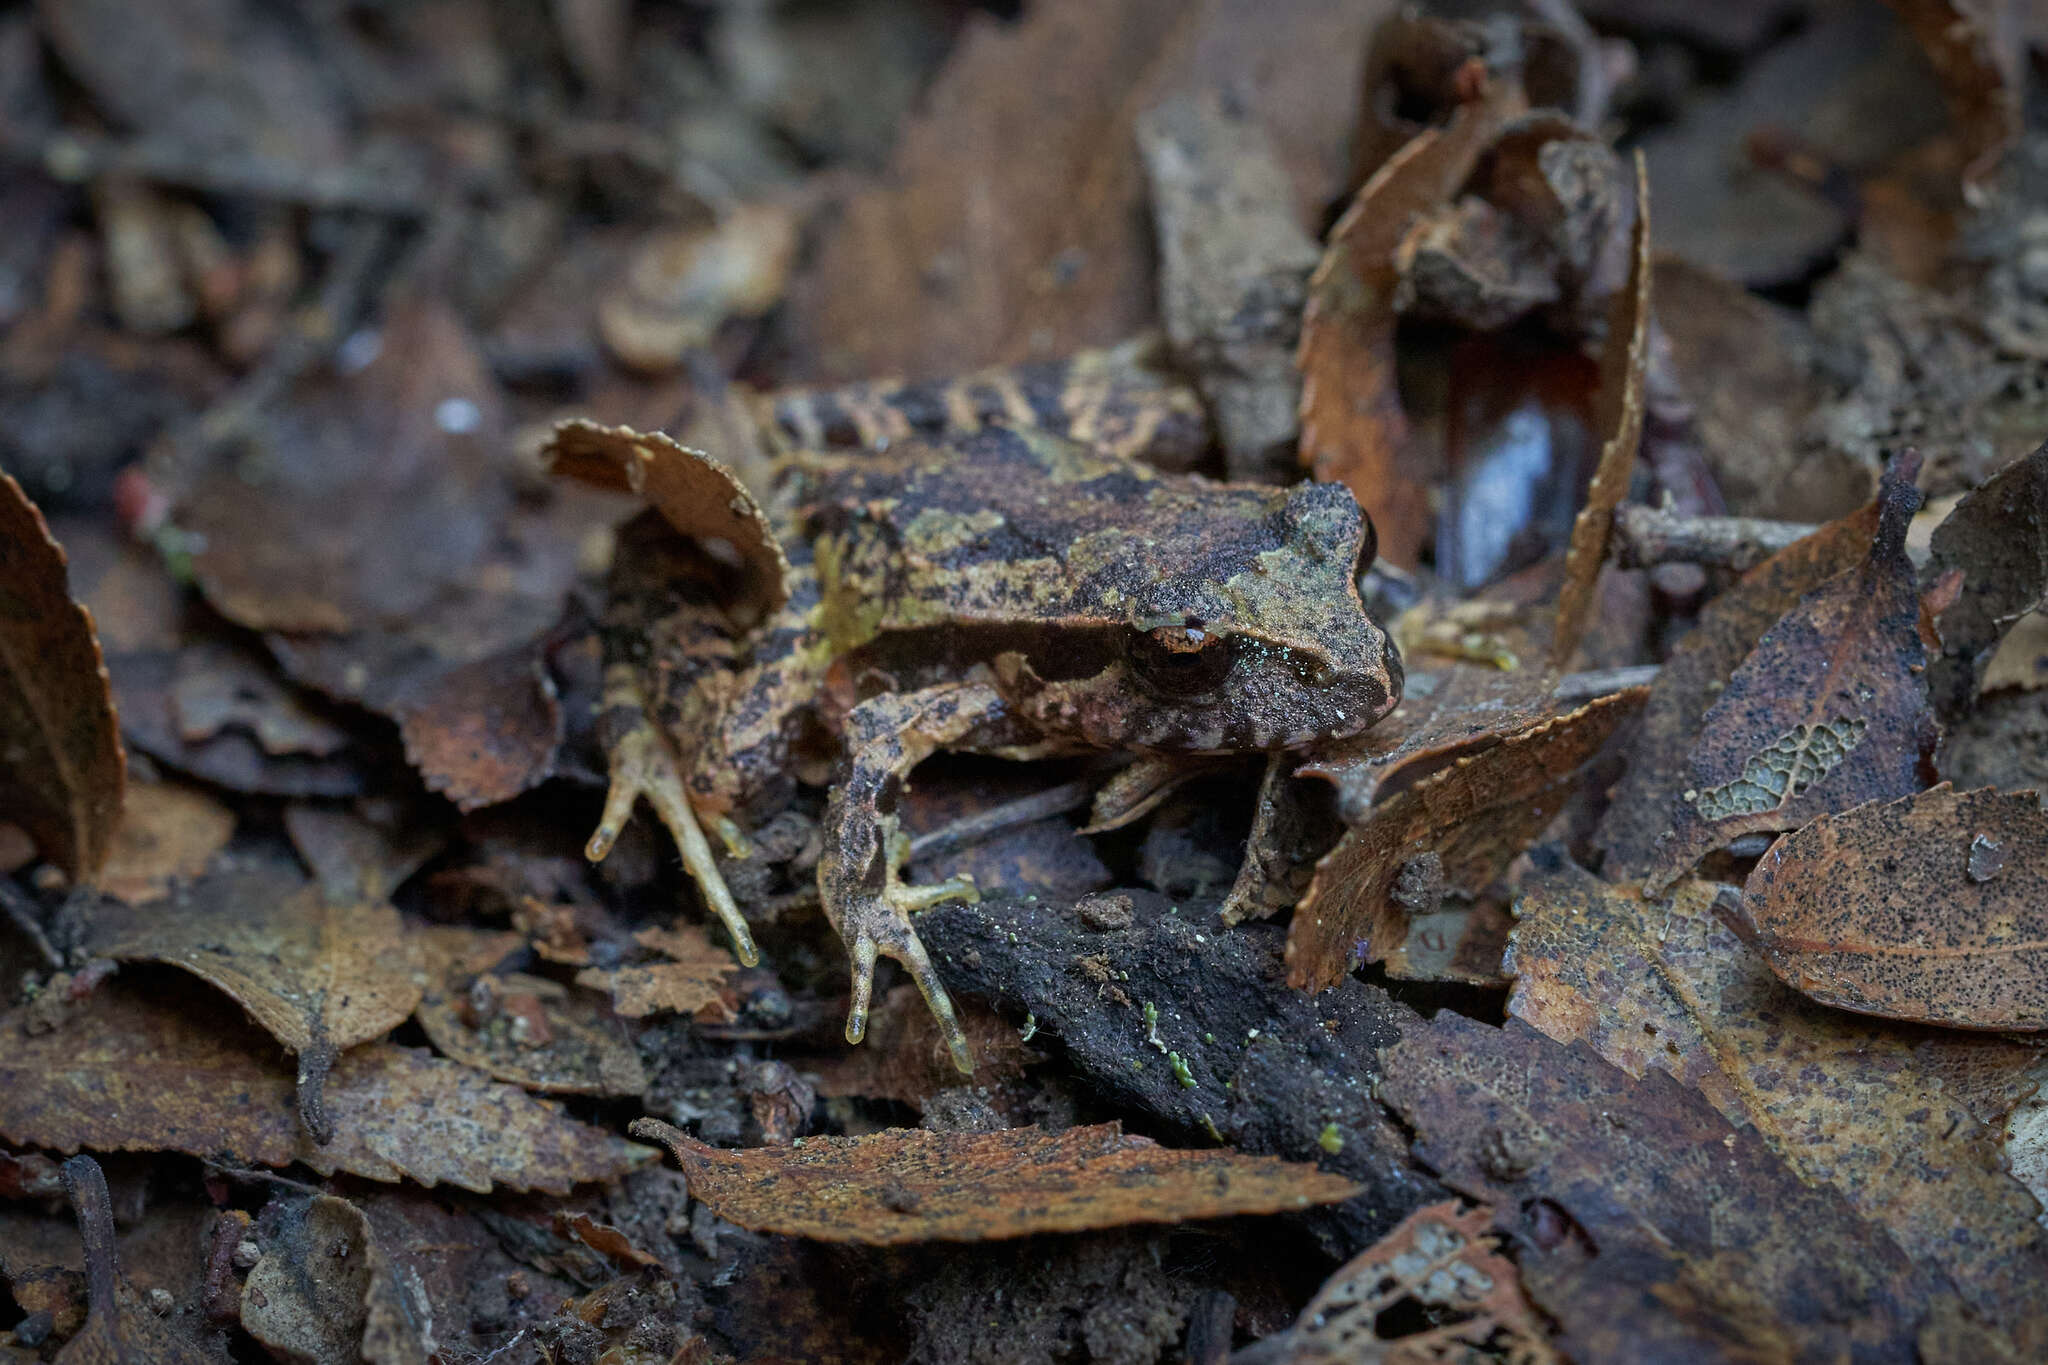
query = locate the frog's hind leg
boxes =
[821,680,1043,1075]
[587,663,761,967]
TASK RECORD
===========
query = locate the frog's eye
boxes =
[1125,625,1237,700]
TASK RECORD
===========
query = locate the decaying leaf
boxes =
[85,851,425,1142]
[1641,453,1937,892]
[0,980,652,1193]
[1288,687,1644,991]
[1737,785,2048,1030]
[547,417,788,619]
[1297,87,1522,570]
[1378,1011,1967,1363]
[1550,153,1650,669]
[96,780,233,905]
[241,1194,428,1365]
[1238,1200,1555,1364]
[0,470,126,883]
[395,643,564,811]
[282,802,442,905]
[1597,497,1883,874]
[597,202,800,373]
[414,924,647,1096]
[572,920,739,1020]
[630,1118,1360,1245]
[1924,438,2048,716]
[1507,855,2048,1347]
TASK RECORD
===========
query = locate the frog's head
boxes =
[993,480,1402,754]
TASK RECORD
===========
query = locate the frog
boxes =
[550,418,1402,1073]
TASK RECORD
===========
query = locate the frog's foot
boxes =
[839,873,981,1075]
[821,680,1030,1075]
[587,696,760,968]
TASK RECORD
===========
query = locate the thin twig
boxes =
[1613,504,1816,572]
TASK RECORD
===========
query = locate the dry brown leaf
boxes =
[84,852,426,1141]
[1737,785,2048,1030]
[282,802,443,905]
[573,920,739,1020]
[813,985,1038,1109]
[241,1193,428,1365]
[414,924,646,1096]
[1924,438,2048,716]
[1550,153,1650,669]
[183,297,507,633]
[598,203,800,374]
[0,470,126,883]
[1597,497,1882,874]
[1245,1199,1555,1364]
[1507,855,2048,1349]
[1641,454,1938,892]
[1982,610,2048,693]
[631,1118,1360,1245]
[96,781,233,905]
[1288,686,1644,991]
[557,1212,662,1271]
[547,417,788,620]
[0,979,652,1193]
[1887,0,2023,189]
[395,644,563,812]
[1297,86,1521,570]
[1378,1011,1972,1363]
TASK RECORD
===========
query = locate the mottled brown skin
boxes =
[593,424,1402,1070]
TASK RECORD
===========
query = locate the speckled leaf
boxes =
[1642,453,1937,893]
[0,980,652,1194]
[572,921,738,1021]
[1924,438,2048,716]
[1507,854,2048,1350]
[1737,785,2048,1029]
[1551,153,1649,669]
[1288,687,1644,992]
[631,1119,1360,1245]
[1378,1011,1972,1363]
[0,471,126,883]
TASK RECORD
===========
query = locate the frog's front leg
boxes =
[586,662,761,967]
[822,680,1047,1074]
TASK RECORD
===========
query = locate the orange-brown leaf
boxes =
[396,645,563,812]
[1550,152,1650,668]
[0,471,126,883]
[630,1119,1359,1245]
[1297,86,1521,570]
[1288,686,1644,991]
[1738,785,2048,1030]
[573,921,739,1020]
[96,781,233,906]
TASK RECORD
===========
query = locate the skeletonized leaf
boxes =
[1288,687,1644,992]
[1642,453,1936,893]
[1550,152,1650,668]
[1737,785,2048,1030]
[0,471,126,883]
[0,979,651,1193]
[631,1118,1360,1244]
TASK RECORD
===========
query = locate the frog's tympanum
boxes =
[551,420,1401,1072]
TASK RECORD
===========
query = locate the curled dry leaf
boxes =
[1287,686,1644,991]
[0,471,126,883]
[241,1194,427,1365]
[1641,453,1937,893]
[1239,1200,1554,1365]
[1507,855,2048,1348]
[84,852,426,1142]
[1597,496,1882,874]
[1378,1012,1962,1364]
[414,925,646,1096]
[1737,785,2048,1030]
[1924,438,2048,717]
[1550,152,1649,670]
[96,781,233,906]
[0,980,651,1194]
[572,920,739,1020]
[1297,86,1521,570]
[547,417,788,620]
[630,1118,1360,1245]
[395,643,563,812]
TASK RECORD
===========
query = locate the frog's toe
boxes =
[840,905,975,1075]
